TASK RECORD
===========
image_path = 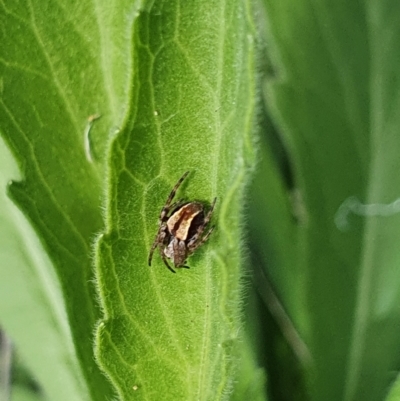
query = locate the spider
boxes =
[148,171,217,273]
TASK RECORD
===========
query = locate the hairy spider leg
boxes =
[148,171,189,267]
[204,197,217,225]
[168,199,186,214]
[189,225,215,254]
[160,171,190,218]
[148,240,157,266]
[148,224,167,266]
[159,245,176,273]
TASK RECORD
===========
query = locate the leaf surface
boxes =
[0,139,88,400]
[0,0,138,398]
[94,1,257,400]
[385,374,400,401]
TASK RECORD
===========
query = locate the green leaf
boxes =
[8,350,46,401]
[343,1,400,398]
[248,123,308,339]
[0,0,138,398]
[10,387,44,401]
[0,139,87,401]
[231,343,267,401]
[385,374,400,401]
[230,279,268,401]
[94,0,257,400]
[260,0,400,399]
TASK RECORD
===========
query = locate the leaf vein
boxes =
[0,98,91,256]
[104,238,187,373]
[27,0,81,134]
[0,57,49,80]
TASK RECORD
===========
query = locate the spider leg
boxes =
[158,173,189,224]
[162,171,190,212]
[159,246,176,273]
[148,226,167,266]
[169,198,186,213]
[188,226,215,254]
[148,236,158,266]
[158,199,185,231]
[203,197,217,226]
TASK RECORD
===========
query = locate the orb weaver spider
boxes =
[148,171,217,273]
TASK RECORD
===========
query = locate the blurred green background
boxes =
[247,0,400,400]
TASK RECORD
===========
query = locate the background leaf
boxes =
[257,0,400,400]
[386,374,400,401]
[0,139,87,400]
[94,0,257,400]
[230,278,268,401]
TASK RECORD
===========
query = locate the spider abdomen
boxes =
[167,202,204,241]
